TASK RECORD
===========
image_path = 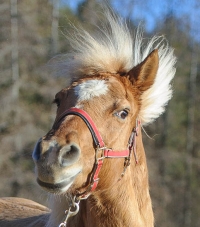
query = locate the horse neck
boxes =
[78,128,154,227]
[47,129,154,227]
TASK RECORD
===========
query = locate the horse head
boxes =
[33,49,158,194]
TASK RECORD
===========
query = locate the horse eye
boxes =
[115,109,129,120]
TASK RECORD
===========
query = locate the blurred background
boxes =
[0,0,200,226]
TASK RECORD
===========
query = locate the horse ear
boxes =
[128,49,159,91]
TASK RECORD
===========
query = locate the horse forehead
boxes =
[74,77,127,102]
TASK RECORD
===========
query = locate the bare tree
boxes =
[10,0,19,102]
[183,2,199,226]
[183,45,198,227]
[51,0,60,55]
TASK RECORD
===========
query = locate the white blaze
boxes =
[74,79,108,101]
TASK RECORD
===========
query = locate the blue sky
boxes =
[60,0,200,38]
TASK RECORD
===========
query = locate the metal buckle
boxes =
[95,145,107,161]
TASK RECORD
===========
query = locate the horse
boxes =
[0,10,176,227]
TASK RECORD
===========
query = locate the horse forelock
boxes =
[74,79,108,102]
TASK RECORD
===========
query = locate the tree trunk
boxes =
[10,0,19,102]
[51,0,60,55]
[183,45,197,227]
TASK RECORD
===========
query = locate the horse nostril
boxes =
[32,138,42,161]
[59,143,81,167]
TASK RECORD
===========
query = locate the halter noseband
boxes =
[55,107,140,227]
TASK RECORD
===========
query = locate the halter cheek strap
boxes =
[54,107,140,199]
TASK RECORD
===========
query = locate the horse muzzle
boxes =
[32,138,81,166]
[32,138,82,193]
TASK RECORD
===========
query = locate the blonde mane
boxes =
[54,11,176,125]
